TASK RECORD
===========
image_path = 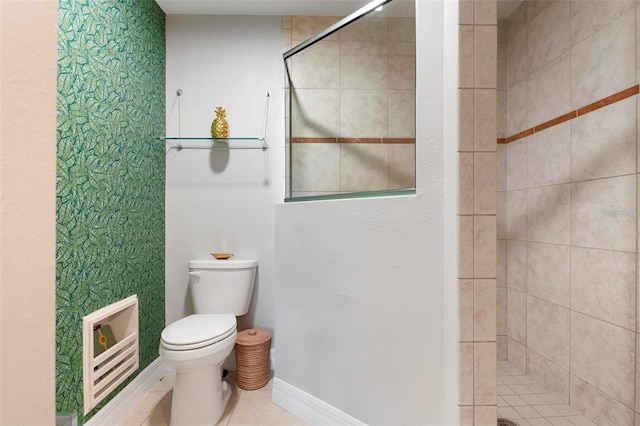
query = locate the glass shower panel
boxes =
[284,0,416,200]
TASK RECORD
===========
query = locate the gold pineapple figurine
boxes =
[210,106,230,140]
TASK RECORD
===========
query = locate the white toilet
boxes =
[159,259,258,426]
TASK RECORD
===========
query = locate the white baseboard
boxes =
[272,378,366,426]
[85,357,171,426]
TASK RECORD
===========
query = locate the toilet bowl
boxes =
[160,314,237,426]
[159,259,258,426]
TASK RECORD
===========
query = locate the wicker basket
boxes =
[235,328,272,390]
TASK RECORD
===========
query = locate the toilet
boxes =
[159,259,258,426]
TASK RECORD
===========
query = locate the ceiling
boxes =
[155,0,522,20]
[155,0,372,16]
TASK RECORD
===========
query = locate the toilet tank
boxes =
[188,259,258,315]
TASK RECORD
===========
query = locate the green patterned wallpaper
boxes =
[56,0,165,422]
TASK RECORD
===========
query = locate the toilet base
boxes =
[170,364,230,426]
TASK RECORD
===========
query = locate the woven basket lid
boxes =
[236,328,271,346]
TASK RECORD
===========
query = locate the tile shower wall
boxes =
[457,1,498,424]
[285,16,415,196]
[56,1,165,423]
[497,1,640,424]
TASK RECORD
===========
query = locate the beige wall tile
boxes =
[292,16,341,41]
[636,335,640,414]
[506,27,527,89]
[497,19,506,43]
[527,242,570,307]
[507,337,526,371]
[526,1,570,74]
[459,153,474,215]
[340,16,388,41]
[497,42,506,90]
[571,96,637,182]
[341,52,388,89]
[507,288,526,344]
[475,0,497,25]
[459,25,475,88]
[527,184,571,245]
[506,1,527,41]
[291,40,340,89]
[475,279,497,341]
[459,1,474,25]
[388,144,415,190]
[496,287,507,335]
[388,17,415,42]
[527,348,570,402]
[474,216,497,278]
[496,336,507,361]
[570,12,636,109]
[570,375,635,426]
[475,26,497,88]
[459,406,474,426]
[526,53,571,129]
[459,342,474,405]
[571,175,636,252]
[506,190,526,240]
[459,216,474,279]
[496,239,507,288]
[496,90,506,138]
[527,1,554,23]
[339,90,388,137]
[474,152,496,215]
[496,144,507,191]
[506,80,527,136]
[459,279,474,342]
[571,312,635,407]
[480,235,502,292]
[527,296,570,369]
[474,342,497,405]
[474,405,497,426]
[459,89,474,151]
[389,52,415,90]
[292,89,340,138]
[527,122,571,187]
[507,240,526,292]
[571,0,635,46]
[291,143,341,192]
[506,139,527,191]
[571,247,636,330]
[474,89,497,152]
[282,16,292,29]
[388,90,415,138]
[340,144,388,192]
[496,191,506,239]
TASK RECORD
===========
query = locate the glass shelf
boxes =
[163,137,268,152]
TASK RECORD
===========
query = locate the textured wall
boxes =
[56,1,165,422]
[0,1,58,424]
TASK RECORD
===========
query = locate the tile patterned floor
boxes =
[118,371,308,426]
[497,361,595,426]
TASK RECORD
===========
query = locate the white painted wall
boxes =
[165,15,285,340]
[0,0,57,423]
[274,1,458,424]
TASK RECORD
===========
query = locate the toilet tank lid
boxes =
[189,259,258,269]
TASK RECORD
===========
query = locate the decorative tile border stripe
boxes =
[291,137,416,144]
[498,84,640,144]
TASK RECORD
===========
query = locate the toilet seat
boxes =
[161,314,236,351]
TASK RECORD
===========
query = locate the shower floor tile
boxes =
[497,361,596,426]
